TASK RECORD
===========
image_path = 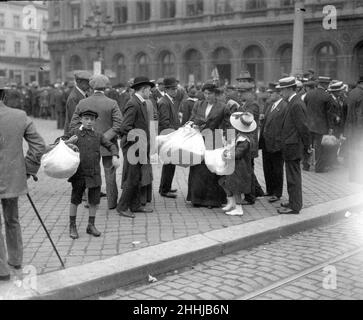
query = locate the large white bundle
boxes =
[157,126,205,167]
[205,147,235,176]
[41,140,80,179]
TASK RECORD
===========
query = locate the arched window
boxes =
[184,49,202,84]
[136,1,150,21]
[243,45,264,81]
[161,0,176,19]
[316,43,337,78]
[212,47,232,83]
[278,44,292,76]
[246,0,267,10]
[160,51,175,76]
[68,55,82,70]
[113,54,127,83]
[136,53,150,76]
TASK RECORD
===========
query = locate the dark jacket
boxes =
[68,127,118,188]
[344,86,363,141]
[52,88,66,113]
[259,98,288,153]
[180,97,197,125]
[64,87,86,135]
[69,91,122,157]
[304,87,334,134]
[158,94,180,134]
[281,94,311,161]
[328,94,345,137]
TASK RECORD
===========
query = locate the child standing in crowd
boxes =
[66,109,120,239]
[218,112,256,216]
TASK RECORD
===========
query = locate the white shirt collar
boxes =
[94,90,104,94]
[135,93,145,103]
[79,125,94,131]
[75,85,87,97]
[288,93,297,102]
[165,93,174,103]
[158,89,165,96]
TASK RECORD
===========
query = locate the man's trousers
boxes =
[285,159,303,212]
[262,149,284,198]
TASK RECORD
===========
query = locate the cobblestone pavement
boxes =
[2,118,362,275]
[89,213,363,300]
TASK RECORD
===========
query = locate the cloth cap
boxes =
[89,74,110,89]
[74,70,92,81]
[79,109,98,118]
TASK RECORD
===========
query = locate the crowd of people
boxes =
[1,67,363,281]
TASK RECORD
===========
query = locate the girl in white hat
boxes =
[218,112,257,215]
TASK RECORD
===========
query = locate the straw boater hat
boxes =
[327,80,344,92]
[230,112,257,133]
[275,76,298,89]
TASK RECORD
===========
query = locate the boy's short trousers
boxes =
[71,179,101,206]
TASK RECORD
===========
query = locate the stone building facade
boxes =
[46,0,363,86]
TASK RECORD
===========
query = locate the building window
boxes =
[136,53,150,76]
[113,54,127,83]
[243,45,264,81]
[71,4,81,29]
[0,13,5,27]
[186,0,204,16]
[280,0,294,6]
[161,0,176,19]
[246,0,267,10]
[115,1,128,24]
[13,15,21,28]
[160,51,175,76]
[29,40,36,56]
[212,47,232,83]
[279,45,292,76]
[53,2,61,27]
[136,1,151,21]
[14,41,21,55]
[184,48,202,84]
[0,40,5,54]
[316,43,337,79]
[215,0,234,13]
[0,70,6,77]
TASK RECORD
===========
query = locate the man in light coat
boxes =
[69,74,123,210]
[0,80,46,281]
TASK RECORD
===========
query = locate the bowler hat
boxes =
[89,74,110,89]
[131,76,155,90]
[230,112,257,133]
[236,71,253,81]
[275,76,298,89]
[74,70,92,81]
[202,83,218,92]
[163,77,178,89]
[80,109,98,118]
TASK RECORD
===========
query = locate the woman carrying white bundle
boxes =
[218,112,256,216]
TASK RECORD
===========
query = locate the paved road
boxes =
[89,212,363,300]
[2,118,362,275]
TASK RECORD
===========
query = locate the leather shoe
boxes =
[0,274,11,281]
[278,208,299,214]
[131,207,153,213]
[280,202,290,208]
[86,224,101,237]
[169,189,178,193]
[268,196,280,203]
[70,223,79,239]
[160,192,177,199]
[255,190,266,197]
[8,262,21,270]
[241,200,255,205]
[117,210,135,218]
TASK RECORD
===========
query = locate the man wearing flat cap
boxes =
[64,70,92,136]
[304,76,335,172]
[158,77,180,198]
[69,74,123,210]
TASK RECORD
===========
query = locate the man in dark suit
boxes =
[69,74,123,210]
[276,77,311,214]
[259,84,287,203]
[158,77,180,198]
[53,83,67,129]
[304,76,334,172]
[116,76,154,218]
[64,70,91,136]
[237,82,265,205]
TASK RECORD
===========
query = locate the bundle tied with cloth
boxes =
[156,122,206,168]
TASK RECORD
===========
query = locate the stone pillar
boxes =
[151,0,161,20]
[291,0,304,76]
[175,0,185,17]
[61,53,66,82]
[203,0,214,15]
[231,58,240,84]
[127,0,137,23]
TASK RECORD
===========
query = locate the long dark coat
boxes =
[64,87,85,135]
[219,135,252,195]
[158,94,180,133]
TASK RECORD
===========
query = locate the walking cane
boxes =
[26,193,65,269]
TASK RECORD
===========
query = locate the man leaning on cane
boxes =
[0,78,46,281]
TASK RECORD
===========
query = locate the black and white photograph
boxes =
[1,0,363,306]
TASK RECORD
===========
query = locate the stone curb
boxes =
[1,192,363,300]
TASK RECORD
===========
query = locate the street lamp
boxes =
[82,4,113,74]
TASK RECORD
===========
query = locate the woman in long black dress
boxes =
[187,84,230,208]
